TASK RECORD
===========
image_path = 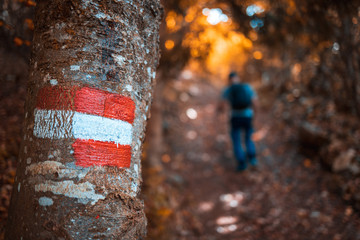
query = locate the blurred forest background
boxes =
[1,0,360,239]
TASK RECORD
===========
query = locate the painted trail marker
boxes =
[33,86,135,168]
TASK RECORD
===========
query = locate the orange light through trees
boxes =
[243,38,253,48]
[253,51,263,59]
[231,33,241,44]
[185,14,195,23]
[166,11,182,32]
[14,37,23,46]
[165,3,258,84]
[249,31,258,41]
[25,19,34,30]
[185,6,197,23]
[182,8,254,83]
[165,40,175,50]
[167,17,176,29]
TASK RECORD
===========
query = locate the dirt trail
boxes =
[155,78,360,240]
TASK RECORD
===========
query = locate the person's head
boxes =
[228,71,240,85]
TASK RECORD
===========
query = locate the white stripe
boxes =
[33,109,73,139]
[34,109,133,145]
[73,111,132,145]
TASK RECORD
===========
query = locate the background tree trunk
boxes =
[6,0,162,239]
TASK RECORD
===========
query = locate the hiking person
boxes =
[219,71,258,171]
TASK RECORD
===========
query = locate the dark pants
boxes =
[230,116,256,169]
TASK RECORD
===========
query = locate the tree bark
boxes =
[145,79,164,170]
[6,0,162,239]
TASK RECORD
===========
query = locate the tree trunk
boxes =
[145,79,164,170]
[6,0,162,239]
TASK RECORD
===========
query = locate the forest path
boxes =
[156,78,360,240]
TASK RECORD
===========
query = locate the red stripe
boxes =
[104,93,135,124]
[74,87,106,116]
[72,139,131,168]
[36,86,135,123]
[36,86,78,110]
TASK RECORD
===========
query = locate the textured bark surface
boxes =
[6,0,162,239]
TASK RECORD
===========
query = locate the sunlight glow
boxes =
[165,40,175,50]
[246,4,264,16]
[186,130,197,140]
[253,51,263,60]
[250,18,264,29]
[186,108,198,119]
[249,31,258,41]
[231,34,241,44]
[166,11,182,32]
[191,49,200,57]
[166,18,176,29]
[243,38,253,48]
[216,216,238,225]
[220,191,245,209]
[216,224,238,234]
[185,7,197,23]
[180,92,190,102]
[202,8,228,25]
[161,154,171,163]
[182,5,254,82]
[291,63,301,76]
[181,70,193,80]
[332,42,340,53]
[185,14,195,22]
[252,126,269,142]
[198,201,214,212]
[189,85,200,96]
